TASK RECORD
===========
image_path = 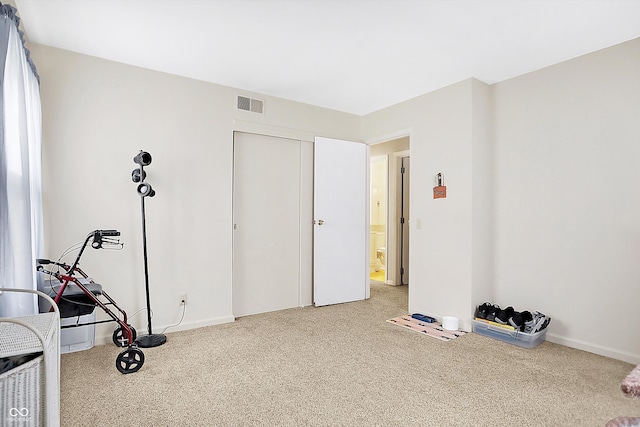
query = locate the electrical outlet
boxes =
[179,293,187,306]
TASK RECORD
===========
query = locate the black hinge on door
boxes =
[400,217,405,224]
[401,166,405,174]
[400,267,405,275]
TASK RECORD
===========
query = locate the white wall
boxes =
[492,38,640,363]
[30,44,361,344]
[369,136,410,156]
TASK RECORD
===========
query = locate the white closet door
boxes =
[233,132,300,317]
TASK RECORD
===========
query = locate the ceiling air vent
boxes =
[237,95,264,114]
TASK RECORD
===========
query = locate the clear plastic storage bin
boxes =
[472,319,547,349]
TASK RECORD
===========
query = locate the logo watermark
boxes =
[7,407,32,424]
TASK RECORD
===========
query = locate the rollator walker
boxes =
[36,229,144,374]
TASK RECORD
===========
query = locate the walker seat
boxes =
[45,280,103,318]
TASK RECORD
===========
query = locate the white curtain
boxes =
[0,3,43,317]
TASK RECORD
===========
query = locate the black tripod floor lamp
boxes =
[132,150,166,348]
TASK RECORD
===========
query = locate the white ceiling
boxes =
[14,0,640,116]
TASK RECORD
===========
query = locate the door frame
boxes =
[397,153,410,285]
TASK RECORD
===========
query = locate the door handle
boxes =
[315,219,324,225]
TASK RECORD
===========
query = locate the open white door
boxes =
[314,137,368,306]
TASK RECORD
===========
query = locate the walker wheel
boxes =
[112,325,137,347]
[116,348,144,374]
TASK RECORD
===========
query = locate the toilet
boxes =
[370,231,386,272]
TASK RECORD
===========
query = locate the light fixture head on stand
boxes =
[131,168,146,183]
[137,183,156,198]
[133,151,152,166]
[131,150,166,348]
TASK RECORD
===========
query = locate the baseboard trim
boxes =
[546,332,640,365]
[95,315,235,346]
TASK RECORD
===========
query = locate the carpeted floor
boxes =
[59,283,639,426]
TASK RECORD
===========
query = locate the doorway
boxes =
[370,155,387,283]
[369,137,410,288]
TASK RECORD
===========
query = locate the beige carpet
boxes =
[60,284,639,426]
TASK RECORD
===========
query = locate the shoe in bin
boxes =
[494,306,515,324]
[526,311,551,333]
[475,302,492,319]
[509,310,532,331]
[485,304,500,322]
